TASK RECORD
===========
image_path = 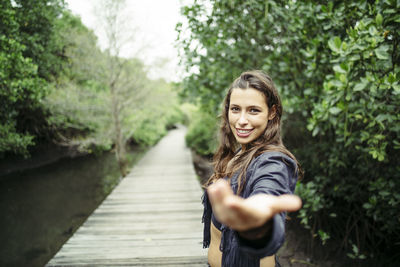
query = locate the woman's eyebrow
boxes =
[248,105,263,109]
[229,104,263,109]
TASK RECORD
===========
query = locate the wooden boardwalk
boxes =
[47,127,208,266]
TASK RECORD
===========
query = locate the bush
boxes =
[185,107,218,156]
[178,0,400,262]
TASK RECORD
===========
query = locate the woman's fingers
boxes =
[207,179,233,205]
[227,193,302,216]
[270,194,302,213]
[207,180,240,224]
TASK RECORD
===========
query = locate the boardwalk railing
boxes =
[47,127,207,266]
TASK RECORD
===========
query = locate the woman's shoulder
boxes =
[251,151,296,169]
[245,151,298,194]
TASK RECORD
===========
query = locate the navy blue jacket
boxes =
[202,152,298,267]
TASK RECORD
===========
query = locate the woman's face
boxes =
[228,88,274,148]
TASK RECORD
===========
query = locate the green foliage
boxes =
[178,0,400,262]
[295,180,331,228]
[347,242,367,260]
[0,2,48,156]
[42,11,110,152]
[0,36,44,155]
[0,0,67,157]
[0,123,34,156]
[55,10,102,85]
[128,80,185,146]
[45,12,184,151]
[184,106,218,156]
[13,0,67,80]
[294,1,400,260]
[1,1,184,160]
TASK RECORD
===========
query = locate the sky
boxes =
[65,0,189,82]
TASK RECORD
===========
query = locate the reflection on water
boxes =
[0,147,146,267]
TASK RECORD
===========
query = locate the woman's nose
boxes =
[238,112,248,126]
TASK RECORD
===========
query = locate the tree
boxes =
[45,8,183,169]
[0,0,69,157]
[177,0,400,263]
[0,1,47,156]
[0,0,183,161]
[44,10,111,149]
[95,0,150,176]
[13,0,66,80]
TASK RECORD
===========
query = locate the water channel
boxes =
[0,147,147,267]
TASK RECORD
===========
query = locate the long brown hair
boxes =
[206,70,302,194]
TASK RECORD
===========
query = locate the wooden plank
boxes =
[46,127,208,266]
[48,256,207,266]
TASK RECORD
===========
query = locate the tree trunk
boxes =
[110,83,128,177]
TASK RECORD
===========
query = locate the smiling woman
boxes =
[228,88,276,147]
[202,70,303,267]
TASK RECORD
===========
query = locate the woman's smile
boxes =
[236,128,254,137]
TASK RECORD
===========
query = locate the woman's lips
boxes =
[236,128,253,137]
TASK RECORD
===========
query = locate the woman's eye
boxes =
[230,107,239,112]
[250,108,260,113]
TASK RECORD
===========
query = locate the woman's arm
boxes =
[208,179,301,257]
[208,152,302,258]
[207,179,301,232]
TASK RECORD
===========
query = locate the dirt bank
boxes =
[0,142,87,178]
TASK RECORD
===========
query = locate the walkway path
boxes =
[47,127,207,266]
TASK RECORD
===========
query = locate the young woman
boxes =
[202,70,303,267]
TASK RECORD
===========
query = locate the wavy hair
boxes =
[206,70,302,194]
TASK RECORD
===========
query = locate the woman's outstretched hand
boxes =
[207,179,302,232]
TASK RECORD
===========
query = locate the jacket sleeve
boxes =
[234,152,298,258]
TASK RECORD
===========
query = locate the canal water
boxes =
[0,148,147,267]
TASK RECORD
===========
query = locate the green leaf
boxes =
[342,41,347,51]
[376,13,383,25]
[333,65,346,74]
[329,107,342,115]
[363,203,373,209]
[375,114,390,123]
[353,80,368,91]
[328,36,341,53]
[379,191,390,197]
[348,54,361,61]
[369,25,378,36]
[352,244,359,255]
[347,253,356,259]
[339,74,347,84]
[387,72,396,84]
[392,83,400,94]
[312,126,319,136]
[375,46,390,60]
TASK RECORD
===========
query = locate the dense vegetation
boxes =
[2,0,399,264]
[0,0,183,170]
[177,0,399,264]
